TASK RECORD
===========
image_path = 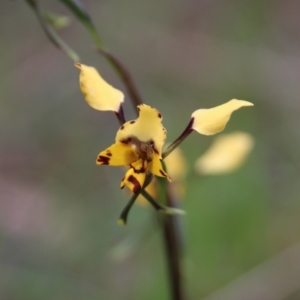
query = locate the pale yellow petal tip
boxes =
[76,63,124,112]
[230,99,254,107]
[195,131,254,175]
[191,99,254,136]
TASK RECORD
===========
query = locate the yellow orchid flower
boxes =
[96,104,171,193]
[75,63,253,195]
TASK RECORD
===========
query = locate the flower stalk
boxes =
[29,3,253,300]
[119,173,153,224]
[163,119,194,159]
[157,174,186,300]
[94,47,144,109]
[115,105,126,125]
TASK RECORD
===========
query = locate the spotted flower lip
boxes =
[75,63,124,112]
[96,104,171,193]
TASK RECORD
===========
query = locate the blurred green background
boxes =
[1,0,300,299]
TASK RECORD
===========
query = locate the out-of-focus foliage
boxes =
[1,0,300,299]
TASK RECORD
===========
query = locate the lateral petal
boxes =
[148,152,171,181]
[96,143,138,166]
[191,99,253,135]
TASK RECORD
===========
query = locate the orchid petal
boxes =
[96,142,138,166]
[191,99,253,135]
[75,63,124,112]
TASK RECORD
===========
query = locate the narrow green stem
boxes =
[119,173,153,224]
[86,25,106,50]
[26,0,80,62]
[141,189,185,216]
[140,189,165,211]
[118,192,140,225]
[162,118,194,159]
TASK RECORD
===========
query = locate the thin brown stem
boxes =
[94,47,143,110]
[162,118,194,159]
[115,105,126,125]
[162,187,186,300]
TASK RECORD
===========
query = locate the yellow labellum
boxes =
[120,167,146,194]
[195,131,254,175]
[75,63,124,112]
[136,147,187,206]
[191,99,253,135]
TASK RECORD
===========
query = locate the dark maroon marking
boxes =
[120,125,124,130]
[158,113,162,118]
[97,155,110,164]
[121,137,131,144]
[153,147,159,154]
[106,152,112,157]
[137,107,140,111]
[130,120,135,124]
[130,162,146,173]
[128,175,141,193]
[159,169,167,177]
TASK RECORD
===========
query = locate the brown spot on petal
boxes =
[153,147,159,154]
[97,155,110,165]
[130,120,135,124]
[121,137,131,144]
[106,152,112,157]
[128,175,141,193]
[158,113,162,118]
[130,161,147,173]
[120,125,124,130]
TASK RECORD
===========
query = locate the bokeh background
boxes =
[1,1,300,299]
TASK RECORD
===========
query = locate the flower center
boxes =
[127,137,154,162]
[137,142,154,161]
